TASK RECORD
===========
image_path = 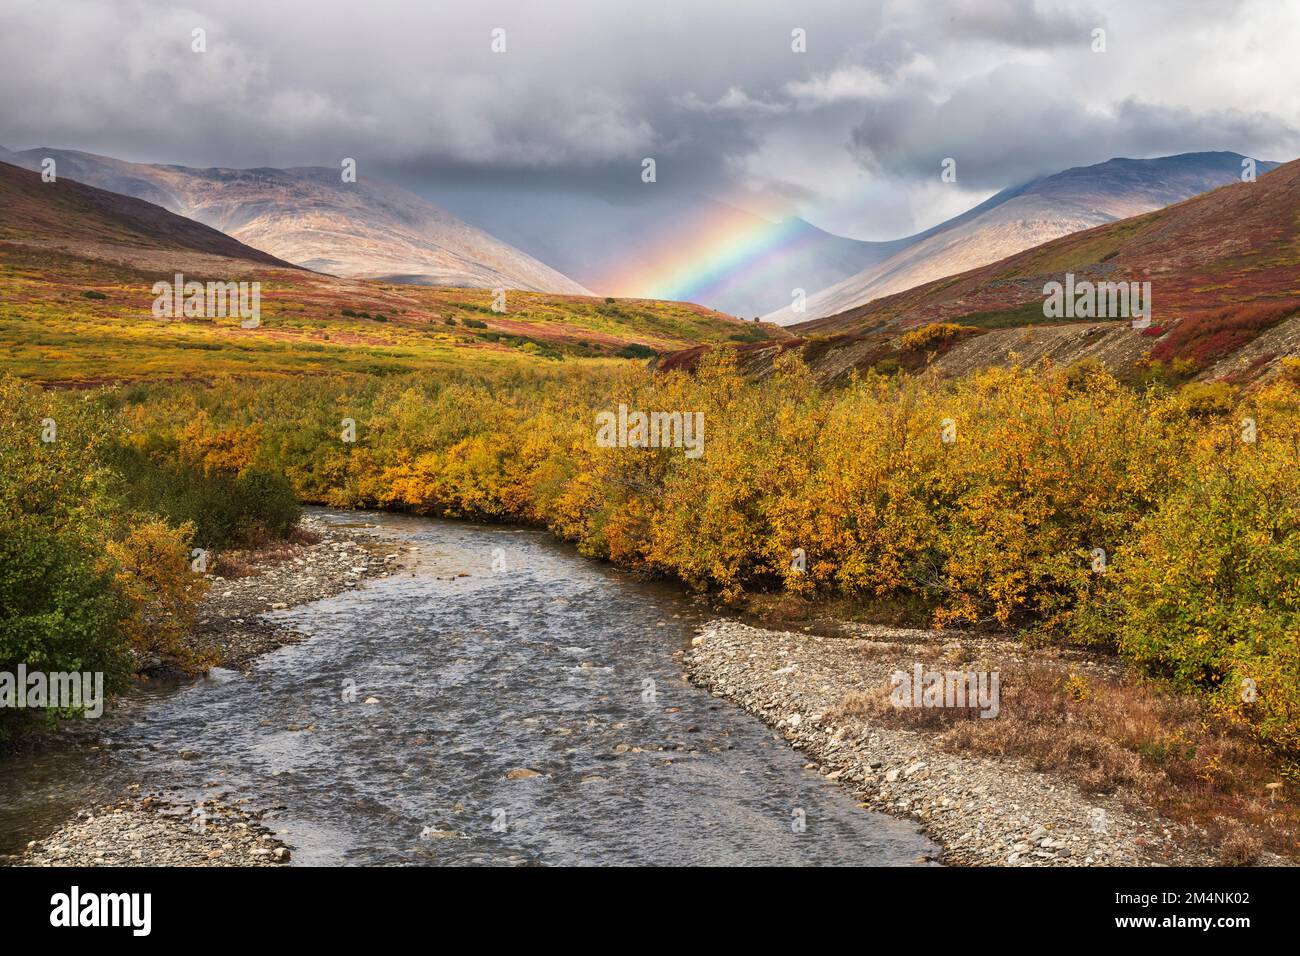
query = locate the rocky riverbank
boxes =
[15,797,292,867]
[6,512,416,868]
[685,619,1221,867]
[188,513,419,669]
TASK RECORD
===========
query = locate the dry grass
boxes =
[840,663,1298,863]
[211,524,324,579]
[211,553,260,579]
[740,589,936,633]
[286,525,322,546]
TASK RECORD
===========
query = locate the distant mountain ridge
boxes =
[764,152,1277,325]
[688,156,1300,387]
[0,156,783,385]
[0,146,591,295]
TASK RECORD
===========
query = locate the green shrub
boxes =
[0,515,128,740]
[106,444,300,549]
[615,343,657,359]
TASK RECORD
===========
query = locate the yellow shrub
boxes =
[105,519,211,672]
[900,322,969,352]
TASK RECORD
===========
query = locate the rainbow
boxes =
[604,210,819,315]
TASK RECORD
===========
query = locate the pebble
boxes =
[14,798,291,868]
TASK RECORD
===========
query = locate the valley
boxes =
[2,89,1298,880]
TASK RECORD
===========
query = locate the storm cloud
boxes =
[0,0,1296,238]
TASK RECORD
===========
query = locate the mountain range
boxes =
[3,145,1276,331]
[0,146,590,295]
[683,157,1299,385]
[4,139,1294,387]
[762,152,1276,325]
[421,185,918,319]
[0,157,293,270]
[0,158,778,385]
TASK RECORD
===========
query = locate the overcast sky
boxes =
[1,0,1297,239]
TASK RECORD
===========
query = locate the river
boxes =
[1,510,938,866]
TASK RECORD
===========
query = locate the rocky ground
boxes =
[189,513,419,669]
[7,512,416,868]
[685,619,1218,867]
[15,796,291,867]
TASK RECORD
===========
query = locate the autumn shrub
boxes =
[107,443,299,549]
[96,359,1300,757]
[1094,383,1300,754]
[0,375,218,742]
[108,404,300,548]
[0,379,120,737]
[916,363,1177,629]
[1167,380,1236,420]
[1150,302,1297,367]
[899,322,969,352]
[105,518,211,670]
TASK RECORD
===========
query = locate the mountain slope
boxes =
[0,159,295,268]
[2,147,591,295]
[0,160,781,385]
[675,158,1299,385]
[764,152,1277,325]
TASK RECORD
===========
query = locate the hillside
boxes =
[0,161,782,385]
[1,147,590,294]
[672,158,1300,385]
[0,160,295,268]
[763,152,1277,325]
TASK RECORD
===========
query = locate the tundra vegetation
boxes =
[4,351,1298,774]
[0,374,299,740]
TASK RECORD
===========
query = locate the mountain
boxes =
[763,152,1278,325]
[0,147,590,295]
[668,157,1300,385]
[421,185,912,317]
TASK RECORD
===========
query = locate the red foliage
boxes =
[1149,302,1298,365]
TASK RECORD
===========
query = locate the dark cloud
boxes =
[849,66,1299,189]
[0,0,1295,233]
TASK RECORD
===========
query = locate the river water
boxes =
[1,511,938,866]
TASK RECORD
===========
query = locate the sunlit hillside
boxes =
[0,161,785,385]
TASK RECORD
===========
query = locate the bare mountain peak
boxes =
[4,146,589,294]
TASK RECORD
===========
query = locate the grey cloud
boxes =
[0,0,1296,235]
[849,66,1300,190]
[924,0,1103,48]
